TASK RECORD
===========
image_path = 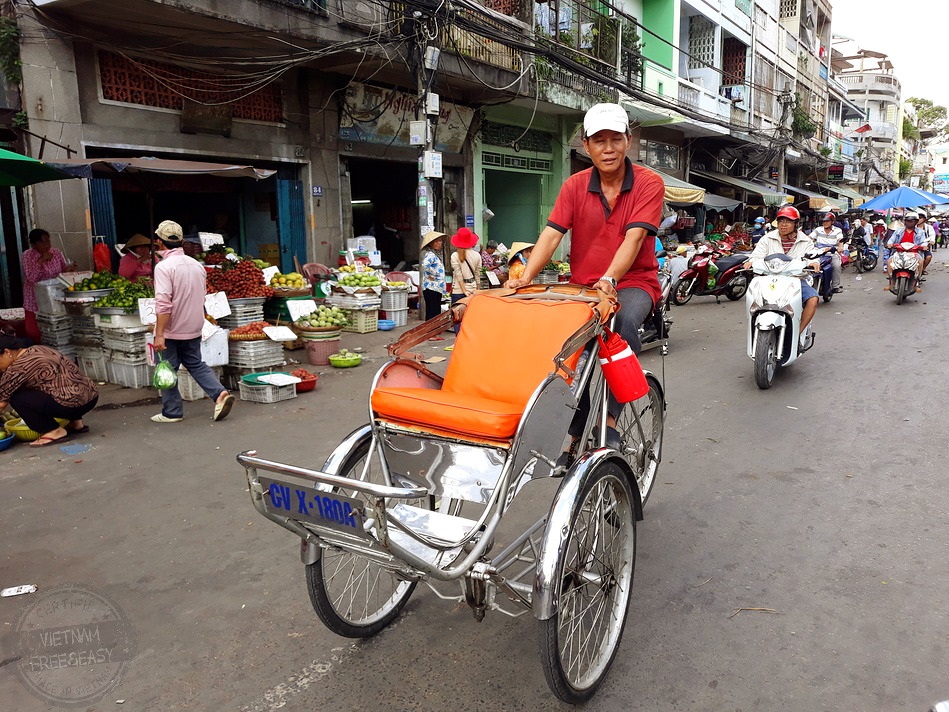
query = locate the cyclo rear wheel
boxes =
[305,439,417,637]
[613,373,663,505]
[539,461,636,703]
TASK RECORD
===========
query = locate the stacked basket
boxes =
[100,324,152,389]
[379,288,408,327]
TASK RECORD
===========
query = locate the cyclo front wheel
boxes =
[614,373,664,505]
[305,438,417,638]
[539,461,636,704]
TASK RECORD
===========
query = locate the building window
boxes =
[98,50,283,123]
[688,16,716,70]
[735,0,752,17]
[722,37,747,85]
[779,0,798,20]
[640,139,680,170]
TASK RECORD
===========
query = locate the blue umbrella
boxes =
[859,185,949,212]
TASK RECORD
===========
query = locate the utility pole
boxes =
[411,14,442,249]
[776,86,795,201]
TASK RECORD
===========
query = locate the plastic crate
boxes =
[218,305,264,330]
[178,366,223,401]
[379,308,408,327]
[94,312,144,329]
[107,348,149,366]
[238,380,297,403]
[227,339,284,368]
[381,290,408,311]
[77,349,108,382]
[341,309,378,333]
[107,361,153,389]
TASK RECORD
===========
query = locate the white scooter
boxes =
[746,253,816,389]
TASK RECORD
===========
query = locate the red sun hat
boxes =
[450,227,479,249]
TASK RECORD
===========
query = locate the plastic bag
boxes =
[93,237,112,273]
[152,354,177,390]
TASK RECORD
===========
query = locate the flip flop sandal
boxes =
[213,394,235,422]
[68,424,90,434]
[29,433,72,448]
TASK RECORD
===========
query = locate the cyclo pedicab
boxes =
[237,283,666,703]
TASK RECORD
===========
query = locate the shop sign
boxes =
[466,215,474,227]
[827,164,844,182]
[180,99,232,137]
[339,82,473,153]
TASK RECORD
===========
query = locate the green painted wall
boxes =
[642,0,674,71]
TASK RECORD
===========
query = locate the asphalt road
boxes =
[2,254,947,712]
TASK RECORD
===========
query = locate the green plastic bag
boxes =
[153,353,178,390]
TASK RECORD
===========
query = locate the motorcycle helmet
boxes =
[917,210,928,220]
[904,211,919,221]
[754,216,765,224]
[775,205,800,222]
[822,212,836,222]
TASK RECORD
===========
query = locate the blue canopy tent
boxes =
[859,186,949,212]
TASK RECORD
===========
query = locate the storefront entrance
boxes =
[343,156,418,270]
[483,169,543,248]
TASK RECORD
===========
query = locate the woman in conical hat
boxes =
[420,231,447,321]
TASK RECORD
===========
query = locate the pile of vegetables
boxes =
[207,259,275,299]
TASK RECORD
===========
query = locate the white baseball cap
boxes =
[583,103,630,138]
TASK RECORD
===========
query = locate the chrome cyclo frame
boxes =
[238,287,659,622]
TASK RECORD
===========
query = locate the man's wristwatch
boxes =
[599,276,617,288]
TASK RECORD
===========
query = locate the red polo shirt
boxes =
[547,159,664,304]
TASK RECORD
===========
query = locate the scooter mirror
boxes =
[656,250,668,259]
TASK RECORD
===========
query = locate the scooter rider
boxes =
[917,210,936,275]
[809,212,844,293]
[885,211,926,292]
[743,205,820,336]
[752,216,767,244]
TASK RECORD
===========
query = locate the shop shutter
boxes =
[276,178,306,274]
[88,178,117,248]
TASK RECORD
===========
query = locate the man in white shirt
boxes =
[809,212,844,293]
[917,210,936,275]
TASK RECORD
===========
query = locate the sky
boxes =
[829,0,949,111]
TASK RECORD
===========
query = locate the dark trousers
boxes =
[10,389,98,433]
[158,337,226,419]
[423,289,443,321]
[569,286,654,435]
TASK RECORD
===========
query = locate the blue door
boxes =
[276,178,306,274]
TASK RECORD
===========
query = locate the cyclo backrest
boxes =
[443,292,592,406]
[371,292,595,442]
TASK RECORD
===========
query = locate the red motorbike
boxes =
[672,244,750,305]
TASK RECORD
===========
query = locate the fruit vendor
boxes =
[151,220,235,424]
[20,228,77,345]
[0,334,98,447]
[118,233,156,281]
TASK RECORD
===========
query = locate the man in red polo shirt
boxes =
[506,102,663,451]
[506,102,664,353]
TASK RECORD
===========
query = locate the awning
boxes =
[702,193,743,211]
[49,157,276,180]
[690,169,791,207]
[783,183,847,212]
[814,181,867,207]
[652,169,706,205]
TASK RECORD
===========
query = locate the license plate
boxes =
[260,476,368,538]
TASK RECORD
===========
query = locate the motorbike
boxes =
[672,244,750,304]
[846,231,879,273]
[888,241,924,305]
[639,265,672,353]
[939,225,949,249]
[746,253,816,389]
[805,246,838,303]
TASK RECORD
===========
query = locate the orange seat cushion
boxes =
[371,388,523,440]
[371,293,593,439]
